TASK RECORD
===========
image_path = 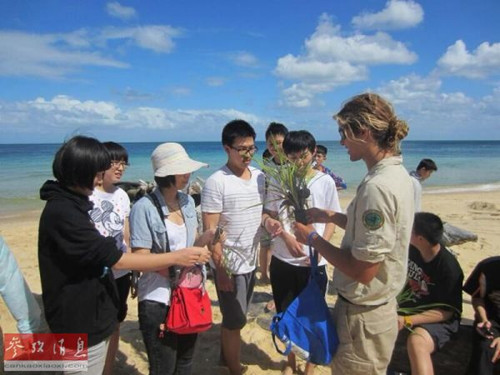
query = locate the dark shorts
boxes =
[212,268,256,330]
[417,319,460,350]
[115,273,131,322]
[269,255,328,313]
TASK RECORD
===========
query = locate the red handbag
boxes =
[146,194,212,335]
[162,266,212,335]
[166,285,212,334]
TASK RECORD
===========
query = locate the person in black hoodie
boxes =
[38,135,210,375]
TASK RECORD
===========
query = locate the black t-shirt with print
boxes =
[400,245,464,318]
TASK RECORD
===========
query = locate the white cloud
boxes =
[437,40,500,79]
[0,31,128,78]
[274,13,417,108]
[352,0,424,30]
[0,25,183,78]
[230,51,259,68]
[101,25,182,53]
[276,55,368,82]
[0,95,261,137]
[171,87,191,96]
[206,77,226,87]
[305,30,417,65]
[279,83,323,108]
[119,87,155,101]
[377,73,442,106]
[106,2,137,21]
[376,74,500,139]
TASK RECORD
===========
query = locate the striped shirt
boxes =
[201,165,265,274]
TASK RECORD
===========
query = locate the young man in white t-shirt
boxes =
[89,141,131,375]
[202,120,281,375]
[409,158,438,212]
[263,130,341,375]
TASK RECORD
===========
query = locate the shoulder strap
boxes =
[146,192,176,280]
[309,245,319,281]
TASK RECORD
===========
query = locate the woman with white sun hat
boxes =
[130,143,221,375]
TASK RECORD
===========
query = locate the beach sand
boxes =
[1,190,499,374]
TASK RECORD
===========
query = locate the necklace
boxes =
[165,202,181,214]
[165,199,184,224]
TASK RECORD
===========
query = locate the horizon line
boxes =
[1,139,500,146]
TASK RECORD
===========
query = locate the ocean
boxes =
[1,140,499,214]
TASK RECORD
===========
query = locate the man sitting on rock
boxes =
[397,212,463,375]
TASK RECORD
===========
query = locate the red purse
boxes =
[166,285,212,334]
[146,194,212,335]
[164,266,212,335]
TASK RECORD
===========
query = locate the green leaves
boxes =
[257,142,312,224]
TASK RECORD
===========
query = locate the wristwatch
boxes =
[403,315,413,329]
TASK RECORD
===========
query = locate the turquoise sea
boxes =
[1,141,500,214]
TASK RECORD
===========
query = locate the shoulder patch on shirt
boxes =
[362,210,384,230]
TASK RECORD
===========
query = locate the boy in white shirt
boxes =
[89,141,131,375]
[263,130,341,375]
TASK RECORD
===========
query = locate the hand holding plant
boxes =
[396,286,460,332]
[196,226,225,248]
[306,207,334,224]
[292,222,316,245]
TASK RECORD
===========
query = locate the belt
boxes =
[338,293,389,308]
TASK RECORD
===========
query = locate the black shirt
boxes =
[463,256,500,324]
[400,245,464,319]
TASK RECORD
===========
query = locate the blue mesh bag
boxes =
[270,249,339,365]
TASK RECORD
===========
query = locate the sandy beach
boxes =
[1,190,499,374]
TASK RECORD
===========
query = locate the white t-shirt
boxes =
[265,171,341,267]
[89,187,130,279]
[201,165,265,274]
[410,172,422,212]
[138,219,187,304]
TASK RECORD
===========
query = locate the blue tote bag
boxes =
[270,249,339,365]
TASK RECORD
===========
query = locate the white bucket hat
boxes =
[151,143,208,177]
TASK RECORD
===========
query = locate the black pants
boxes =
[138,300,197,375]
[467,320,500,375]
[270,255,328,313]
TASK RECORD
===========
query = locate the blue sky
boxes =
[1,0,499,143]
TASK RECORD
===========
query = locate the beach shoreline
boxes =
[1,190,499,373]
[2,181,500,216]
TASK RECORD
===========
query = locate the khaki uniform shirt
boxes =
[333,156,414,306]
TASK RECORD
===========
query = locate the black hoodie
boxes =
[38,180,123,346]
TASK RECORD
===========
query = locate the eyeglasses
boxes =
[229,145,259,155]
[111,160,129,169]
[338,128,347,141]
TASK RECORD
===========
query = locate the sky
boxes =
[1,0,499,143]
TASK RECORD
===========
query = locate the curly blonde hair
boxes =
[334,92,409,155]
